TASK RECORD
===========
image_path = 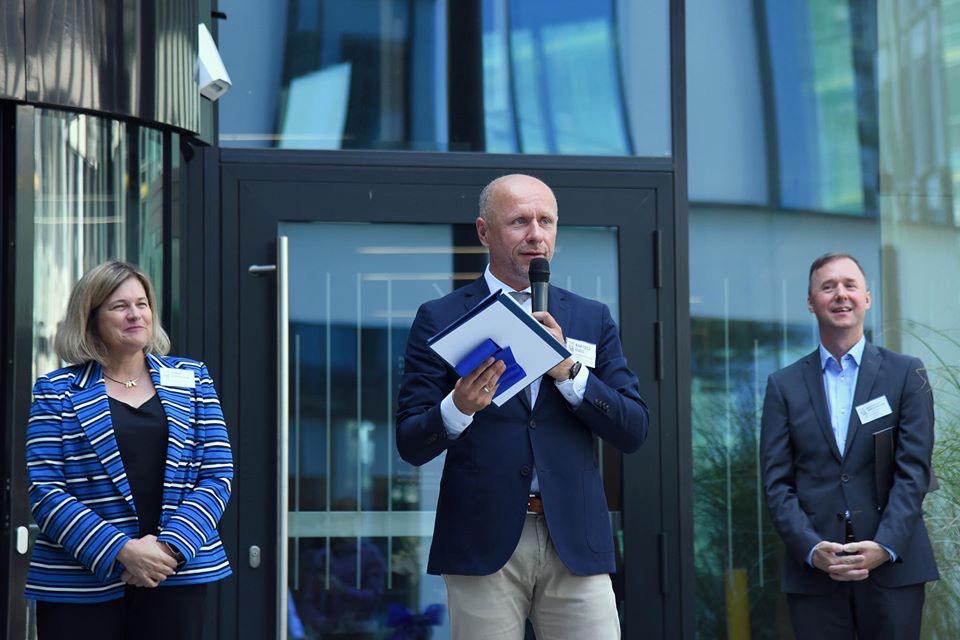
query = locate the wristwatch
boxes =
[567,360,582,380]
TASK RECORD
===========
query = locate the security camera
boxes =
[197,23,231,101]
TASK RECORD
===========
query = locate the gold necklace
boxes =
[103,372,143,389]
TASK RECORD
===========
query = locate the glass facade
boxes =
[217,0,669,155]
[32,112,129,379]
[32,112,172,379]
[688,0,960,637]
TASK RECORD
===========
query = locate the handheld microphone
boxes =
[529,257,550,313]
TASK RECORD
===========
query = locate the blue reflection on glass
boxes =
[483,0,632,155]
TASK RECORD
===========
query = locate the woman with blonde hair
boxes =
[24,260,232,640]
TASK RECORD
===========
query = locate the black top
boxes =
[109,394,168,537]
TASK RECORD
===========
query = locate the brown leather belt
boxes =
[526,494,544,515]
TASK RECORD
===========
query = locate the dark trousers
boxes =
[36,583,207,640]
[787,580,925,640]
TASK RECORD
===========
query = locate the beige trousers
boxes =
[443,514,621,640]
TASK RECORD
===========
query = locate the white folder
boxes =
[427,289,571,406]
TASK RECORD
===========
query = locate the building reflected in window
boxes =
[219,0,670,156]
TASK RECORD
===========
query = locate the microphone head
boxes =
[528,257,550,283]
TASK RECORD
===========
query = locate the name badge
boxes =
[856,396,892,424]
[159,367,196,389]
[565,338,597,368]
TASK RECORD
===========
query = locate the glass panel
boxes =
[483,0,670,156]
[280,222,620,637]
[218,0,447,150]
[686,0,769,204]
[766,0,865,213]
[169,132,182,346]
[138,127,165,311]
[879,1,960,636]
[688,0,870,213]
[32,111,129,379]
[218,0,669,156]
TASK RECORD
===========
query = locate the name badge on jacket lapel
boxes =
[565,338,597,368]
[855,396,892,424]
[159,367,196,389]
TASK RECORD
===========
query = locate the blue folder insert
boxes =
[455,338,526,399]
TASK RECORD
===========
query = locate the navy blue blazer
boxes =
[25,354,233,603]
[761,343,939,594]
[396,277,649,576]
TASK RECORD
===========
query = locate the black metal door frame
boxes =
[2,105,38,640]
[192,148,690,639]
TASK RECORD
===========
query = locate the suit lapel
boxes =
[842,343,882,458]
[800,351,843,462]
[459,276,490,314]
[70,362,137,512]
[147,354,194,510]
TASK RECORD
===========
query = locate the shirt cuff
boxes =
[879,543,897,563]
[440,392,474,438]
[554,362,589,408]
[806,544,817,567]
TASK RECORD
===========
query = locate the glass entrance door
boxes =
[226,159,669,639]
[278,221,620,639]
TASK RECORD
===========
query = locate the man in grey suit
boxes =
[760,252,938,639]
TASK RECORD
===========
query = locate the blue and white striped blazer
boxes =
[25,353,233,603]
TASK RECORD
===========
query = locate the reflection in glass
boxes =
[32,112,128,379]
[280,221,620,637]
[219,0,447,150]
[219,0,670,156]
[879,2,960,637]
[687,0,869,213]
[32,112,169,380]
[766,0,864,213]
[138,127,165,306]
[483,0,670,156]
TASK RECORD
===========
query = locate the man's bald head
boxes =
[479,174,557,222]
[475,174,559,290]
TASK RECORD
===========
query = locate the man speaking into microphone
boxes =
[396,174,649,639]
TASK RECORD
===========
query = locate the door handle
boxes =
[16,526,29,555]
[248,264,277,275]
[276,236,290,640]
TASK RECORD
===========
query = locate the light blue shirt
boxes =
[819,336,866,455]
[807,336,895,565]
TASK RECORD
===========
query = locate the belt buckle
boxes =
[526,494,543,515]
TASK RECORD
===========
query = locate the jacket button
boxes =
[428,434,439,444]
[529,419,536,429]
[841,474,850,483]
[520,466,530,476]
